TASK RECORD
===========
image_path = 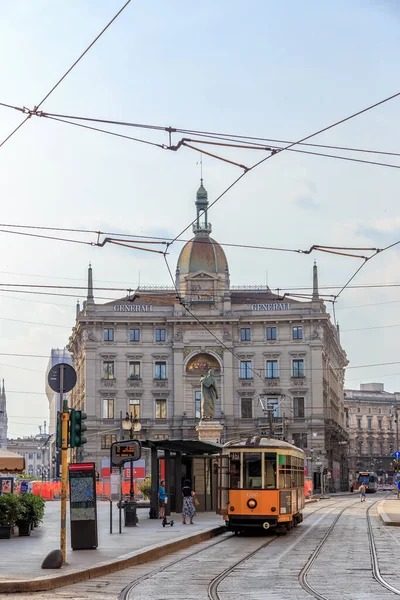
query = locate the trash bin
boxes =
[124,501,138,527]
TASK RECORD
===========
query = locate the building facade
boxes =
[67,183,349,490]
[7,432,51,479]
[0,380,7,449]
[45,348,73,478]
[344,383,400,483]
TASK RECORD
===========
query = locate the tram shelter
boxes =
[142,439,222,518]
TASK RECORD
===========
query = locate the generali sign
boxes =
[113,305,153,312]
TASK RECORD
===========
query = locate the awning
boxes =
[0,449,25,473]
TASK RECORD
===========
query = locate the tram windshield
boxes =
[243,453,262,488]
[229,452,277,489]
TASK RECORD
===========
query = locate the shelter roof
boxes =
[142,438,222,455]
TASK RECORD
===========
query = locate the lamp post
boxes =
[121,413,141,527]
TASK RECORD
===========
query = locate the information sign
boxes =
[111,440,141,466]
[68,462,98,549]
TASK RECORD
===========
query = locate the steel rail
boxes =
[299,494,400,600]
[118,497,349,600]
[367,499,400,595]
[119,531,233,600]
[208,498,350,600]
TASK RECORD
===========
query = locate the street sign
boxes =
[48,363,77,394]
[393,451,400,459]
[111,440,141,466]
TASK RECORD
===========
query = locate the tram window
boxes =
[243,453,262,488]
[230,460,240,489]
[278,455,292,489]
[264,452,276,488]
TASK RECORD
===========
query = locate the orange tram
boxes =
[216,437,305,535]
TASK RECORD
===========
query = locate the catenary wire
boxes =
[35,108,400,158]
[167,91,400,245]
[0,0,132,150]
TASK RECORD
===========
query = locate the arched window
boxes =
[186,353,221,374]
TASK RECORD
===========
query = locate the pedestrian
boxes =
[397,479,400,499]
[181,479,196,525]
[158,479,167,519]
[359,483,366,502]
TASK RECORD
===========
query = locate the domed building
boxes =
[67,183,349,494]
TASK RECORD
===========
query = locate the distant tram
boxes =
[216,437,305,534]
[357,471,378,493]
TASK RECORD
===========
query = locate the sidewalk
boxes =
[378,496,400,526]
[0,501,224,593]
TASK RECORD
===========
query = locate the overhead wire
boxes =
[0,0,132,149]
[167,90,400,245]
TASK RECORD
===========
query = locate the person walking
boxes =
[359,483,366,502]
[158,479,167,519]
[181,479,196,525]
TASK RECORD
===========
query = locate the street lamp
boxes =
[122,413,142,501]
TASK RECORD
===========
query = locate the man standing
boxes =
[359,483,366,502]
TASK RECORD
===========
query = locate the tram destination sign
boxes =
[111,440,141,466]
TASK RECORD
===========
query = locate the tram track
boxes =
[118,497,345,600]
[299,493,400,600]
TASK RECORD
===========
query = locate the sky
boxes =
[1,0,400,438]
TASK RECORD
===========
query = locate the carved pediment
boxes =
[100,353,117,360]
[151,354,170,360]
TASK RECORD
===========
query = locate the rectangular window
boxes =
[367,418,372,429]
[368,441,373,455]
[358,441,363,454]
[195,391,201,419]
[241,398,253,418]
[28,452,33,459]
[129,399,140,420]
[37,452,42,459]
[357,407,360,413]
[103,397,114,419]
[378,419,382,429]
[129,328,140,342]
[389,420,393,430]
[156,399,167,419]
[292,359,304,378]
[293,397,305,418]
[379,442,383,455]
[156,328,166,342]
[103,361,115,379]
[357,418,361,429]
[155,362,167,380]
[266,327,277,341]
[292,433,308,449]
[129,361,140,379]
[292,326,303,340]
[266,360,279,379]
[104,328,114,342]
[101,434,117,449]
[240,328,251,341]
[240,361,253,379]
[268,398,279,417]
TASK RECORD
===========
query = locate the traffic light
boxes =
[56,412,62,448]
[70,409,88,448]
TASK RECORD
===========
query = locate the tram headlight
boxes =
[247,498,257,509]
[271,507,276,512]
[230,506,235,512]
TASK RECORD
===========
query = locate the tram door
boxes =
[215,454,230,516]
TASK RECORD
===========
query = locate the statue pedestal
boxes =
[196,420,223,444]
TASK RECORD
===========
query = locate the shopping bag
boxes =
[194,497,200,507]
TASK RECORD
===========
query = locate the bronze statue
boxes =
[200,369,218,419]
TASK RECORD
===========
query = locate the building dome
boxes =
[177,236,228,275]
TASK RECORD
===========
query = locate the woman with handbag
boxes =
[181,479,197,525]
